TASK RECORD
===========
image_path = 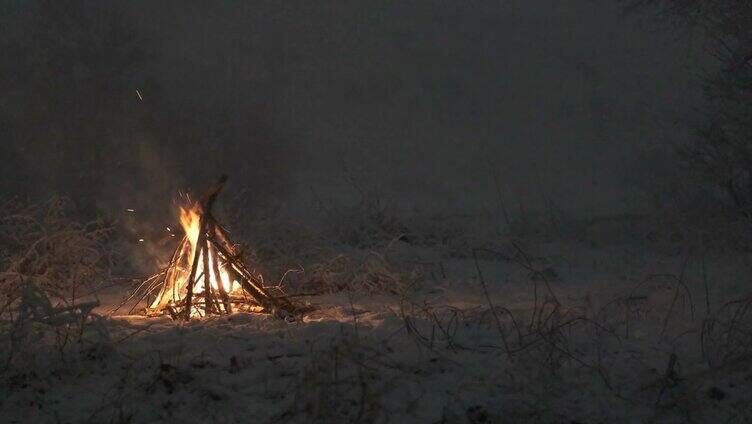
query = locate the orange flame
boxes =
[180,203,237,296]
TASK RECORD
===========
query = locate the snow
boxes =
[2,235,752,423]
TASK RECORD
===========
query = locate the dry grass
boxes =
[291,250,418,295]
[702,295,752,367]
[0,197,113,378]
[0,197,112,308]
[2,193,751,422]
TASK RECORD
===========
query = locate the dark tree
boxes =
[628,0,752,211]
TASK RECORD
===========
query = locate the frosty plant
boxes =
[131,176,297,320]
[0,197,110,309]
[0,197,111,371]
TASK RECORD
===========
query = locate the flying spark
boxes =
[136,89,143,102]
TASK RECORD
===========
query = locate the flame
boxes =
[149,202,239,315]
[179,205,201,262]
[180,203,238,296]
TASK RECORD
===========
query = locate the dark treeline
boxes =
[628,0,752,214]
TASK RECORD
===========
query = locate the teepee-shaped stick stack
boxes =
[145,175,294,320]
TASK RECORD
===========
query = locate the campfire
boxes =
[136,176,295,320]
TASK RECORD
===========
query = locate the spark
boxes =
[138,238,145,243]
[136,89,143,102]
[126,208,135,212]
[166,226,172,232]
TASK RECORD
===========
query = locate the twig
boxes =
[472,249,511,356]
[655,352,678,409]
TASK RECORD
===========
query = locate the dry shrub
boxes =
[702,296,752,367]
[0,197,113,378]
[0,196,111,309]
[289,254,350,293]
[350,252,410,294]
[289,251,420,296]
[233,215,420,296]
[0,284,110,371]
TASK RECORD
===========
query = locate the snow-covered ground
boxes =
[2,230,752,423]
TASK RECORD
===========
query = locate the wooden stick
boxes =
[199,175,228,214]
[202,242,215,315]
[209,222,232,314]
[183,217,208,320]
[209,210,285,309]
[213,223,239,256]
[208,234,264,292]
[208,238,274,309]
[209,237,297,316]
[183,175,226,319]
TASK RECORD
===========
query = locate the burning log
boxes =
[141,175,297,320]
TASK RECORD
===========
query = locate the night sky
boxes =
[2,1,707,218]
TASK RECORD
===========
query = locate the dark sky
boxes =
[128,1,704,217]
[3,1,707,219]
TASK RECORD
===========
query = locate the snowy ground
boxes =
[2,233,752,423]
